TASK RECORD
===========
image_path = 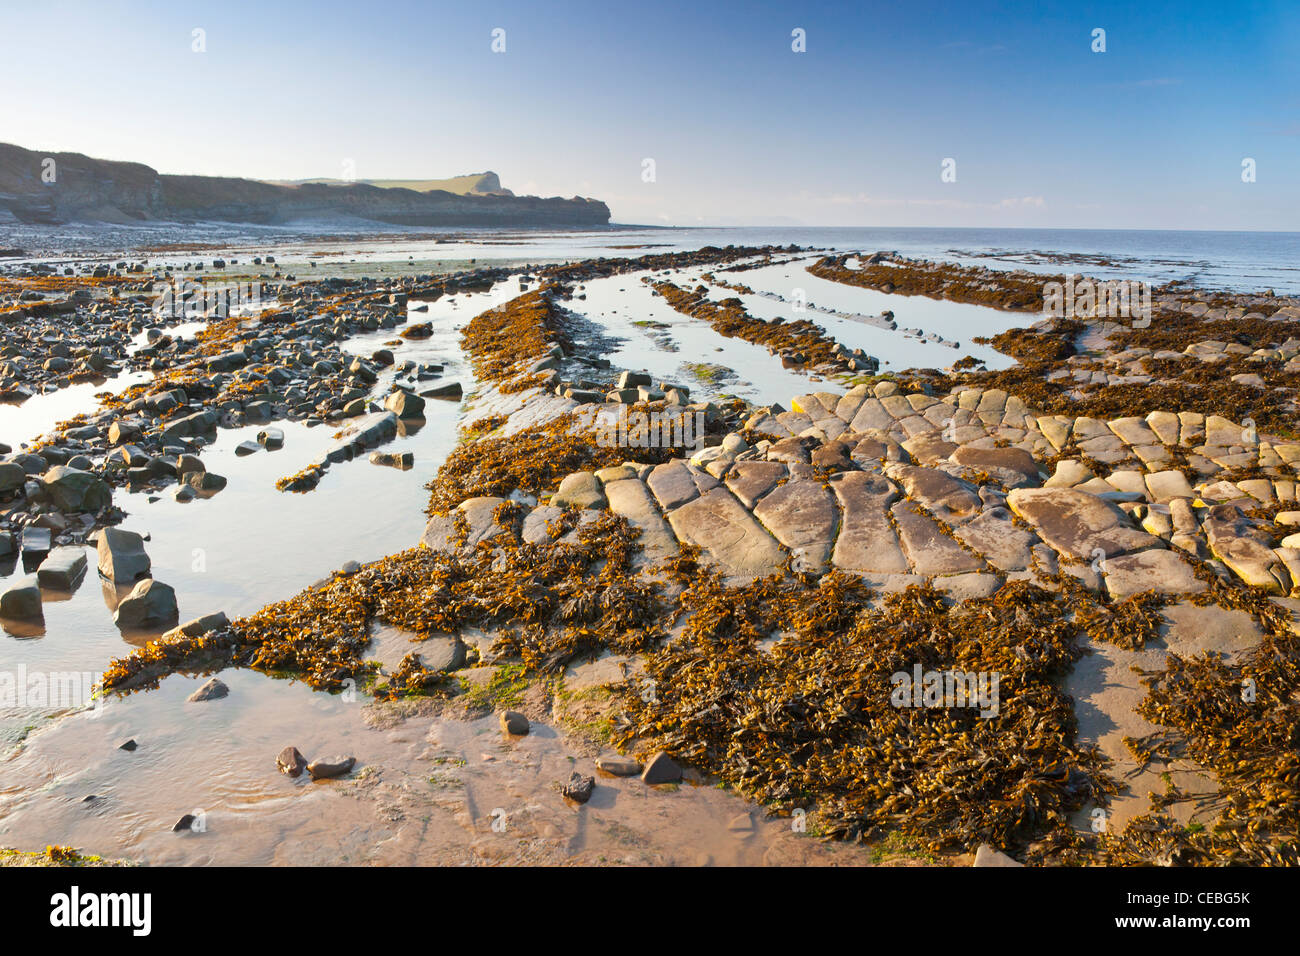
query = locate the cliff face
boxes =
[0,144,610,227]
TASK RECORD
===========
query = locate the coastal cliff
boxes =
[0,143,610,227]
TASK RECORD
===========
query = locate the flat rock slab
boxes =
[1159,600,1266,662]
[725,461,786,509]
[951,445,1041,488]
[829,472,908,574]
[1064,638,1210,832]
[886,464,981,520]
[667,487,785,581]
[973,845,1023,867]
[1203,509,1289,593]
[563,653,638,693]
[954,508,1038,571]
[646,460,717,511]
[1007,487,1159,561]
[421,496,512,553]
[932,572,1003,601]
[891,501,984,575]
[1102,549,1206,601]
[849,397,895,433]
[1144,470,1196,502]
[325,411,398,462]
[603,478,677,563]
[752,479,838,573]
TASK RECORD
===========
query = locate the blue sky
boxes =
[2,0,1296,228]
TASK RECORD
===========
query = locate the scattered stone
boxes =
[307,755,356,780]
[20,526,51,560]
[276,746,307,777]
[369,451,414,469]
[595,755,642,777]
[500,710,530,735]
[187,677,229,702]
[421,381,463,400]
[562,772,596,804]
[184,470,227,493]
[641,751,682,785]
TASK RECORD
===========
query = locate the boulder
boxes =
[384,389,426,419]
[184,470,228,493]
[369,451,414,469]
[0,575,42,622]
[21,526,52,560]
[324,411,398,462]
[162,611,230,641]
[97,527,151,583]
[0,461,26,493]
[36,546,87,590]
[421,381,463,400]
[40,466,111,513]
[113,578,179,630]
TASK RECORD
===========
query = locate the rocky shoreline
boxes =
[6,245,1300,865]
